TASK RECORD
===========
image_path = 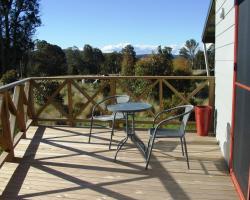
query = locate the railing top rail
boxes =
[0,78,31,93]
[30,75,215,80]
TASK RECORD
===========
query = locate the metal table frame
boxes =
[107,102,152,160]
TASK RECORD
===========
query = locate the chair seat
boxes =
[148,128,183,138]
[93,112,125,121]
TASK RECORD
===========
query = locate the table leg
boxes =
[114,112,129,161]
[114,135,128,161]
[131,113,135,135]
[126,112,129,134]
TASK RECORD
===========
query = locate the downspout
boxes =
[203,43,210,76]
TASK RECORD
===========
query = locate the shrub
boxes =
[163,94,183,109]
[34,81,64,106]
[1,70,18,85]
[172,57,191,75]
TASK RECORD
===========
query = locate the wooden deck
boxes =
[0,126,237,200]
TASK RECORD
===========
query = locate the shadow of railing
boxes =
[0,126,194,199]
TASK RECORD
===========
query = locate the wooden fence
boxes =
[0,76,215,166]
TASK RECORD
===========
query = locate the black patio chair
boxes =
[145,105,194,169]
[89,95,130,149]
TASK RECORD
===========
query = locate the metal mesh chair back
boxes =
[179,105,194,136]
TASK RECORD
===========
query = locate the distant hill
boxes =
[136,54,149,59]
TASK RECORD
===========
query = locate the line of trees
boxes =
[26,42,173,77]
[0,0,215,84]
[24,39,214,78]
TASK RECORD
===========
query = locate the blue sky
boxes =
[36,0,211,54]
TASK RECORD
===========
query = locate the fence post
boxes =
[67,79,74,126]
[208,78,215,133]
[9,86,20,140]
[18,85,26,137]
[29,80,37,125]
[110,79,116,96]
[159,79,164,112]
[159,79,164,121]
[208,78,215,108]
[24,81,31,120]
[1,92,14,161]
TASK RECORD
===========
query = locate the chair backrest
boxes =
[116,95,130,104]
[179,105,194,136]
[92,95,130,116]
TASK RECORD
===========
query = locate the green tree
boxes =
[172,57,192,75]
[65,46,86,74]
[1,69,18,84]
[28,40,67,76]
[0,0,41,74]
[121,45,136,75]
[93,47,105,73]
[157,45,173,74]
[157,46,173,61]
[134,47,173,99]
[102,52,122,74]
[194,50,205,70]
[82,44,104,74]
[135,53,172,76]
[179,39,199,69]
[135,45,173,76]
[82,44,93,63]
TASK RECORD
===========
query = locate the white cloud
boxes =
[101,43,130,53]
[168,44,183,55]
[100,43,182,55]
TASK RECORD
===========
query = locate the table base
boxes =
[114,113,148,161]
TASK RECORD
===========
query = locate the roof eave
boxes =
[202,0,215,43]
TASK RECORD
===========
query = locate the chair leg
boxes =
[145,136,156,170]
[180,137,184,156]
[109,119,115,150]
[89,117,94,143]
[183,136,190,169]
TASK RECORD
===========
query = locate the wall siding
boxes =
[215,0,235,164]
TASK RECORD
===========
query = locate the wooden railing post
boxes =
[0,78,33,166]
[1,92,14,161]
[110,79,116,96]
[17,85,26,136]
[67,79,74,126]
[209,78,215,133]
[9,86,20,140]
[208,78,215,108]
[159,79,164,113]
[24,81,31,120]
[29,80,37,125]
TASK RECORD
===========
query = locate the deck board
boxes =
[0,126,238,200]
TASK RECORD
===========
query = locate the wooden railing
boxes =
[0,75,215,166]
[0,78,32,167]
